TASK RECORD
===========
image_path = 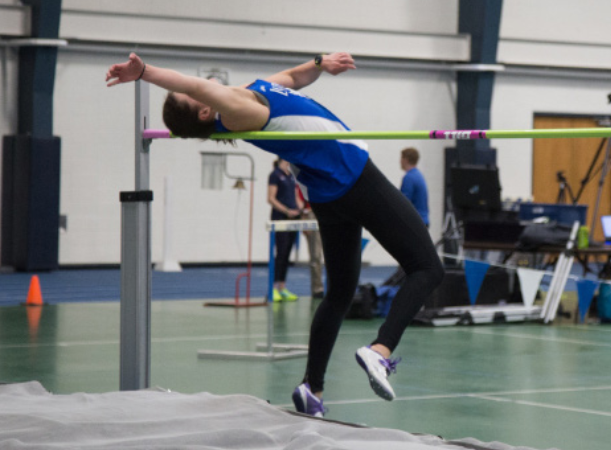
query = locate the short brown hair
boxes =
[162,92,234,144]
[401,147,420,165]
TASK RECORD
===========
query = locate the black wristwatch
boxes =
[314,54,324,69]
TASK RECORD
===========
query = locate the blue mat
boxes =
[0,265,396,307]
[1,262,596,307]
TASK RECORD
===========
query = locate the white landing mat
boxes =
[0,382,550,450]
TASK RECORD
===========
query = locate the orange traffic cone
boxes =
[26,275,44,306]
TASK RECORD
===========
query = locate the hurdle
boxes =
[196,220,317,361]
[256,220,318,355]
[121,81,611,388]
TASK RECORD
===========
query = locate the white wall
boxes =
[58,0,466,62]
[492,73,611,202]
[1,0,611,266]
[0,16,19,261]
[499,0,611,70]
[0,49,18,141]
[0,1,21,155]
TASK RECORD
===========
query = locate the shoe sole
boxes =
[355,351,395,401]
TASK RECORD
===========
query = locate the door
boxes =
[533,115,611,243]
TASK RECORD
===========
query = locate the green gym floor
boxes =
[1,278,610,450]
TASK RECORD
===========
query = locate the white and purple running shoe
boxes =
[355,346,401,401]
[292,383,327,417]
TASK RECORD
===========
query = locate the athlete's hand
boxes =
[321,52,356,75]
[286,208,301,219]
[106,53,145,87]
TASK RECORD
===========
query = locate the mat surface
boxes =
[0,382,551,450]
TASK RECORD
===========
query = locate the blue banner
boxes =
[576,279,599,323]
[464,260,490,305]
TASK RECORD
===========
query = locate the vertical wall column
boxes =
[442,0,504,262]
[455,0,504,158]
[445,0,504,171]
[1,0,63,271]
[120,81,153,390]
[443,0,505,167]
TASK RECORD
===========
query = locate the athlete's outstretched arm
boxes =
[265,52,356,90]
[105,53,261,119]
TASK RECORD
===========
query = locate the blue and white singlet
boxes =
[215,79,369,203]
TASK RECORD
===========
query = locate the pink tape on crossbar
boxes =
[429,130,487,139]
[142,129,172,139]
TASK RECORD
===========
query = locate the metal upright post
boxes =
[120,81,153,390]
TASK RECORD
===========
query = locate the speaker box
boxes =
[464,219,524,244]
[2,135,61,271]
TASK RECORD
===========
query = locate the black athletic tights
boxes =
[305,159,444,393]
[274,231,297,283]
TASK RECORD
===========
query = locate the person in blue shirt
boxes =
[400,147,429,226]
[268,158,302,302]
[106,52,444,418]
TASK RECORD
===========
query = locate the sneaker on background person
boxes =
[280,288,298,301]
[292,383,326,417]
[355,346,401,401]
[311,291,325,300]
[272,289,283,302]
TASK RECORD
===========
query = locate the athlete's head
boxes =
[400,147,420,170]
[274,158,291,173]
[162,92,216,139]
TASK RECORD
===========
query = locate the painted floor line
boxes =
[567,325,611,333]
[2,326,609,350]
[277,385,611,408]
[0,333,310,349]
[0,335,267,349]
[470,394,611,417]
[0,330,381,350]
[461,329,611,348]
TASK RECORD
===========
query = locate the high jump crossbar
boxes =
[142,128,611,141]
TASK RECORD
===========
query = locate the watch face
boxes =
[315,55,323,66]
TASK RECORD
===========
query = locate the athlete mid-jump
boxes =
[107,52,444,417]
